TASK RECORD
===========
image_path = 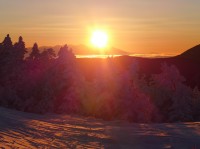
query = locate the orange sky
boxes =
[1,0,200,55]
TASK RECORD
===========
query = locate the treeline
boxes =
[0,34,200,123]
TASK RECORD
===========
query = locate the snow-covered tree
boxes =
[151,63,193,122]
[169,85,193,122]
[44,45,82,113]
[118,62,157,122]
[152,63,185,91]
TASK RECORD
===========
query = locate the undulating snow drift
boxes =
[0,107,200,149]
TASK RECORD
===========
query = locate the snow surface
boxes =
[0,107,200,149]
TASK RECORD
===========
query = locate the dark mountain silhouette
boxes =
[77,44,200,88]
[177,44,200,62]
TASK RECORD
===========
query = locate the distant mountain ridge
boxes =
[27,44,129,55]
[27,43,200,59]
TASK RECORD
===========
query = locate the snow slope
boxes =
[0,107,200,149]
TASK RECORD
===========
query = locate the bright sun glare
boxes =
[91,30,108,48]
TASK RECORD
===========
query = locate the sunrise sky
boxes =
[1,0,200,55]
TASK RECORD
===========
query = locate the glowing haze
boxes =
[1,0,200,55]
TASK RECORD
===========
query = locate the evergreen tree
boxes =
[0,34,15,82]
[29,43,40,60]
[40,48,56,61]
[0,34,13,60]
[2,34,13,50]
[14,36,27,61]
[52,45,80,113]
[47,48,56,58]
[58,45,75,62]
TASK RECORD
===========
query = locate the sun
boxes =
[91,30,108,48]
